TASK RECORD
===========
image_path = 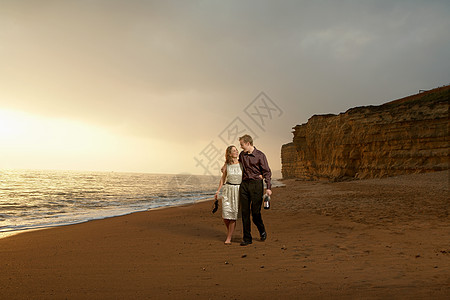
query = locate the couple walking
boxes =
[214,134,272,246]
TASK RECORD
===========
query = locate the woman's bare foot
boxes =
[224,240,232,245]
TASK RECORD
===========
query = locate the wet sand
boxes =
[0,171,449,299]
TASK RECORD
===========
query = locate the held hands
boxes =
[265,189,272,196]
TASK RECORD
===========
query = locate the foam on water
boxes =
[0,169,284,237]
[0,170,218,235]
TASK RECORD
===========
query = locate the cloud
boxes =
[0,0,449,173]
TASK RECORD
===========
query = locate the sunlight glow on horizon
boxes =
[0,108,179,173]
[0,108,118,152]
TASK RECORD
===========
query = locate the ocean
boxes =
[0,169,220,236]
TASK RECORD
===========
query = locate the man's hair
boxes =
[239,134,253,146]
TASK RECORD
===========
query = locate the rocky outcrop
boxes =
[281,86,450,180]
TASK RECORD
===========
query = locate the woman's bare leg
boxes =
[224,219,236,244]
[223,219,230,243]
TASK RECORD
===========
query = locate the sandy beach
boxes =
[0,170,449,299]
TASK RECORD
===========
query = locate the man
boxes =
[238,134,272,246]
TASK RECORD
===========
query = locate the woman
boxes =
[214,145,242,245]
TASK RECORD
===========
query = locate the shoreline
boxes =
[0,179,286,240]
[0,197,216,240]
[1,171,448,299]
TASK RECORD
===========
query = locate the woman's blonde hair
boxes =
[225,145,237,165]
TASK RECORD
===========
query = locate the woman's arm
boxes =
[215,164,227,200]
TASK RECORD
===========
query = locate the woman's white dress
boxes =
[222,163,242,220]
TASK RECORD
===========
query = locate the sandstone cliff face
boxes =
[281,86,449,180]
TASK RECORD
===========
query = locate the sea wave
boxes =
[0,169,218,234]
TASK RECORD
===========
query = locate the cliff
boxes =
[281,85,450,180]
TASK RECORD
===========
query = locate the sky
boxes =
[1,0,449,176]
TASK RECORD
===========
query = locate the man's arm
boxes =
[260,153,272,192]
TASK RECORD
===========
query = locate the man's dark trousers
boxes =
[239,179,265,242]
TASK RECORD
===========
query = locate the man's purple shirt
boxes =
[238,147,272,190]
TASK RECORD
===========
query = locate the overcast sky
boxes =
[1,0,449,176]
